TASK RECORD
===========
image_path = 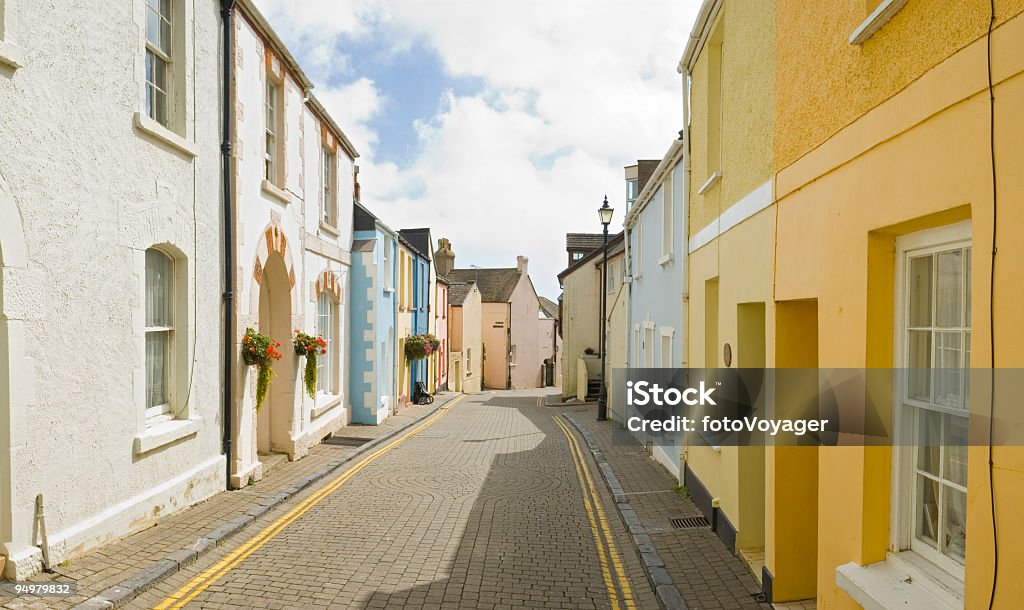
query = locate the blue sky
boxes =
[255,0,699,298]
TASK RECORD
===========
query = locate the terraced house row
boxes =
[561,0,1024,607]
[0,0,557,579]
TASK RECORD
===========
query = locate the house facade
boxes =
[349,203,398,424]
[771,1,1024,608]
[448,256,543,390]
[434,277,449,391]
[624,145,687,477]
[538,297,562,387]
[228,0,357,487]
[448,281,483,393]
[395,238,415,407]
[0,0,225,577]
[678,0,775,587]
[398,230,432,396]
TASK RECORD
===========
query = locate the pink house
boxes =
[448,256,544,389]
[435,277,449,390]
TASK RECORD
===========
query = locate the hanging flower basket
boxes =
[242,327,283,411]
[293,330,327,399]
[404,333,441,361]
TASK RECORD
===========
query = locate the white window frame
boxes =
[144,0,174,128]
[0,0,24,69]
[659,327,675,369]
[891,221,971,582]
[635,222,644,279]
[661,175,674,262]
[265,77,282,185]
[321,144,337,228]
[643,323,655,368]
[144,247,175,422]
[316,289,339,398]
[466,347,473,376]
[510,345,517,367]
[383,235,394,291]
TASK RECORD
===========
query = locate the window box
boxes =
[134,112,198,158]
[134,417,201,455]
[261,179,291,204]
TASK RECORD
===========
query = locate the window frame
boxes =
[661,174,674,260]
[316,288,340,398]
[891,221,971,581]
[321,144,337,228]
[144,0,173,128]
[144,247,176,422]
[265,77,283,185]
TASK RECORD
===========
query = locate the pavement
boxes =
[0,389,783,610]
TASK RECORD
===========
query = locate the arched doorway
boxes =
[256,253,295,456]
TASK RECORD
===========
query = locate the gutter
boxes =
[678,0,722,75]
[220,0,237,490]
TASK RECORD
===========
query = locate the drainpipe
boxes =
[221,0,237,491]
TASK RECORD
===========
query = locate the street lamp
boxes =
[597,195,613,421]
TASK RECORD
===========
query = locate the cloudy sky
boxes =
[254,0,699,298]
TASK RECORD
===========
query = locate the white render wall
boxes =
[0,0,225,577]
[229,5,354,487]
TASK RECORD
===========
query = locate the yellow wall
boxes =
[559,263,601,398]
[688,0,776,236]
[773,6,1024,607]
[774,0,1024,172]
[686,207,776,551]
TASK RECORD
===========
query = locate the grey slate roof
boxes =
[538,296,559,320]
[448,282,474,306]
[398,228,433,260]
[447,268,521,303]
[566,233,605,252]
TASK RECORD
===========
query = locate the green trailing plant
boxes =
[242,327,282,411]
[293,330,327,399]
[404,333,440,361]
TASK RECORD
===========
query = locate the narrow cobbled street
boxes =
[129,391,657,610]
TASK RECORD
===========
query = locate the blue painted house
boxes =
[349,203,398,424]
[624,142,687,478]
[399,229,434,396]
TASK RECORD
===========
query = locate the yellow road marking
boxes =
[554,416,636,610]
[154,396,465,610]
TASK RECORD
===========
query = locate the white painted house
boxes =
[0,0,225,578]
[227,0,358,488]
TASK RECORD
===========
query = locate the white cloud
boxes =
[254,0,700,297]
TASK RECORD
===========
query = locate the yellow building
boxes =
[680,0,776,588]
[770,1,1024,608]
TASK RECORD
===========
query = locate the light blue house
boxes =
[623,138,687,478]
[349,203,398,424]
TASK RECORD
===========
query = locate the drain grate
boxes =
[323,436,374,447]
[670,516,710,529]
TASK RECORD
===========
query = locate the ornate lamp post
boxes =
[597,195,614,421]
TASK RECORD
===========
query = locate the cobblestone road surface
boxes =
[129,390,657,610]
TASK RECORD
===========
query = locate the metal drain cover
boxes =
[670,516,710,529]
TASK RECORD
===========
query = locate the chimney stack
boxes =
[516,255,529,274]
[435,238,456,277]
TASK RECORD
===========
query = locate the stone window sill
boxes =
[319,221,339,237]
[849,0,909,45]
[312,395,342,419]
[698,171,721,195]
[262,179,292,204]
[0,40,24,70]
[134,417,201,455]
[133,113,198,158]
[836,552,962,610]
[658,253,674,266]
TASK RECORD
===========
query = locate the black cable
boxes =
[986,0,998,607]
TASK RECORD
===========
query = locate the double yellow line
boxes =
[154,396,464,610]
[553,416,636,610]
